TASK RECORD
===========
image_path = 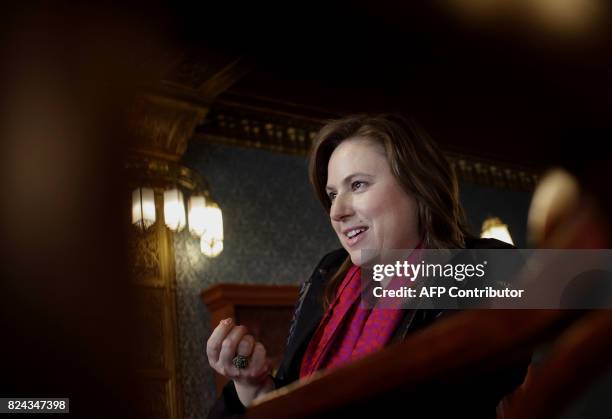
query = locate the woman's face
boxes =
[326,137,420,266]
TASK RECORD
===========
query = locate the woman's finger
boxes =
[236,334,255,357]
[218,325,249,373]
[206,318,234,364]
[240,342,269,382]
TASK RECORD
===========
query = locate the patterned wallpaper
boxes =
[173,141,533,418]
[175,141,340,419]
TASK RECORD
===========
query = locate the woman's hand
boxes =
[206,318,275,406]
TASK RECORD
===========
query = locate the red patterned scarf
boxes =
[300,243,423,378]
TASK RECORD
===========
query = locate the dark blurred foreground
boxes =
[1,2,611,419]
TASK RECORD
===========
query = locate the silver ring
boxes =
[232,355,249,369]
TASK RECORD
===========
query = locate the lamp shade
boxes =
[132,187,156,231]
[200,203,224,257]
[203,203,224,242]
[163,188,186,232]
[200,235,223,257]
[188,195,207,236]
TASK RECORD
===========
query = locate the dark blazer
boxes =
[208,238,527,418]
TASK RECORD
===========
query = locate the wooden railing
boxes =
[247,309,590,419]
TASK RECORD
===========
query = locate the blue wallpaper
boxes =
[175,142,340,419]
[174,141,533,418]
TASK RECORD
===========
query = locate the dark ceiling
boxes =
[166,1,612,171]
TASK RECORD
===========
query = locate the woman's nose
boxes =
[330,193,354,222]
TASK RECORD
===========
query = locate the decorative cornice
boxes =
[126,93,209,162]
[126,52,250,162]
[193,103,540,192]
[193,102,322,155]
[447,153,539,192]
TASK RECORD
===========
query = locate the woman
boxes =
[206,114,523,418]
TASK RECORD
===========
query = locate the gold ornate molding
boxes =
[128,190,183,419]
[125,52,250,162]
[447,153,539,191]
[127,93,210,162]
[128,224,162,285]
[125,156,211,196]
[193,102,540,191]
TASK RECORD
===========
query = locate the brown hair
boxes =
[308,114,472,308]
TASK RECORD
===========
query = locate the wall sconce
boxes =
[201,236,223,258]
[132,187,156,231]
[163,188,186,232]
[481,217,514,245]
[200,203,224,257]
[127,158,224,257]
[188,195,207,237]
[133,187,224,257]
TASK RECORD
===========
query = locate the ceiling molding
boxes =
[193,102,540,192]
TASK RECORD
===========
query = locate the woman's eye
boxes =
[351,181,365,191]
[328,192,337,201]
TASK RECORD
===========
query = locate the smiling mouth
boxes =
[345,227,368,238]
[344,227,369,247]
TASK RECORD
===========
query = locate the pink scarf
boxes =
[300,243,423,378]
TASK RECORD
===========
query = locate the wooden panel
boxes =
[201,284,299,393]
[236,306,295,375]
